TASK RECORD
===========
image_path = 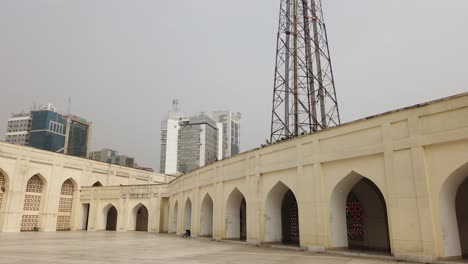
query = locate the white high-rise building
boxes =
[212,111,241,159]
[160,106,241,174]
[5,113,32,146]
[160,111,185,175]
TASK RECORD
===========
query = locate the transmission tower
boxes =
[270,0,340,142]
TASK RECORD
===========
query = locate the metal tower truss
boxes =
[270,0,340,142]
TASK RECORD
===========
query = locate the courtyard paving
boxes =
[0,231,410,264]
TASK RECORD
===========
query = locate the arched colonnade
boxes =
[168,172,391,254]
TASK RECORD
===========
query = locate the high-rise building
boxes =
[212,111,241,159]
[29,104,67,153]
[88,148,135,168]
[177,114,218,173]
[159,106,241,174]
[64,115,92,158]
[6,103,92,158]
[5,113,32,146]
[159,112,184,175]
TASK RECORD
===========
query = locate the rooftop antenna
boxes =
[172,99,179,112]
[67,96,71,116]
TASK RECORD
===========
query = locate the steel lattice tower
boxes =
[270,0,340,142]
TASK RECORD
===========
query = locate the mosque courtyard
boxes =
[0,231,413,264]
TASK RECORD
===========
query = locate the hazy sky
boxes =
[1,1,467,170]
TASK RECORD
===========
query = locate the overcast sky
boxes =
[1,1,467,170]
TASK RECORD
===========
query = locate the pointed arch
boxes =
[329,171,390,252]
[92,181,103,187]
[184,198,192,232]
[439,162,468,258]
[21,174,46,231]
[102,203,118,231]
[131,203,149,232]
[264,181,299,245]
[0,168,10,211]
[225,187,246,240]
[26,173,48,192]
[200,193,214,237]
[56,178,76,231]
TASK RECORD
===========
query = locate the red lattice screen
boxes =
[346,192,364,241]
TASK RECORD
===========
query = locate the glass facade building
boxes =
[177,115,218,173]
[29,110,67,153]
[231,120,240,156]
[19,104,91,158]
[159,110,240,174]
[65,116,91,158]
[212,111,241,159]
[88,148,135,168]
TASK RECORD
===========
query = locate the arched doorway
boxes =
[439,163,468,258]
[135,205,149,232]
[264,182,299,245]
[240,198,246,241]
[21,175,45,231]
[172,201,178,233]
[56,179,74,231]
[92,181,102,187]
[456,176,468,258]
[346,178,390,252]
[330,172,390,253]
[225,188,246,241]
[440,163,468,258]
[106,206,118,231]
[282,190,299,244]
[200,194,214,237]
[184,198,192,233]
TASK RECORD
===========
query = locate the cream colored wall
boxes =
[164,93,468,262]
[79,184,168,232]
[0,142,172,232]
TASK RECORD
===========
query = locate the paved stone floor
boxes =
[0,231,410,264]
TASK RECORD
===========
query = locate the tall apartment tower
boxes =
[160,111,184,174]
[177,114,218,173]
[159,107,240,174]
[5,113,32,146]
[212,111,241,159]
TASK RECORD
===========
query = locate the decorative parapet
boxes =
[80,184,169,201]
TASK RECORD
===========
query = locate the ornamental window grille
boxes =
[21,175,43,231]
[346,192,364,241]
[56,179,74,231]
[281,190,300,245]
[25,175,43,193]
